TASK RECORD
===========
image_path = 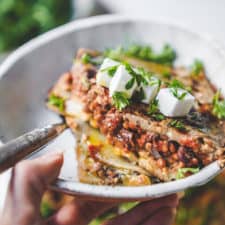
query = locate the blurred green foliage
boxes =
[0,0,72,52]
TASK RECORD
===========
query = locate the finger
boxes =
[47,199,117,225]
[3,153,63,222]
[102,194,178,225]
[141,207,176,225]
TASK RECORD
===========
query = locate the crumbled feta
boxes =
[141,76,160,104]
[109,65,137,98]
[96,58,120,88]
[157,88,195,117]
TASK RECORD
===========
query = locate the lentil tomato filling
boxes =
[47,46,225,186]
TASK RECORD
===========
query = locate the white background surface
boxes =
[98,0,225,45]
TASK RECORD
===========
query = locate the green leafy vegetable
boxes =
[148,99,159,114]
[81,53,102,66]
[48,94,64,111]
[124,63,142,86]
[148,99,165,121]
[176,167,200,179]
[191,59,204,76]
[101,65,119,77]
[151,113,165,121]
[170,88,187,100]
[212,90,225,119]
[125,77,136,90]
[168,79,185,89]
[112,92,130,110]
[104,44,176,65]
[40,201,54,218]
[104,47,123,60]
[168,120,187,132]
[125,44,176,65]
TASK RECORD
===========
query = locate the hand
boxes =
[1,153,178,225]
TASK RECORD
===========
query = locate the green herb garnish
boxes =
[151,113,165,121]
[170,88,187,100]
[104,43,176,65]
[104,47,123,60]
[48,94,64,111]
[148,99,165,121]
[148,99,159,114]
[125,77,136,90]
[101,65,119,77]
[112,92,130,110]
[191,59,204,76]
[168,120,187,132]
[125,44,176,65]
[212,90,225,119]
[168,79,185,89]
[124,63,142,86]
[81,53,102,65]
[176,168,200,179]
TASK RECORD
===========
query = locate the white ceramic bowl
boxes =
[0,15,224,201]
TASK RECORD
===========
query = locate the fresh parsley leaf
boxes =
[212,90,225,119]
[148,99,159,114]
[125,44,176,65]
[170,87,187,100]
[176,168,200,179]
[104,47,123,60]
[151,113,165,121]
[48,94,64,111]
[124,63,143,86]
[81,53,91,64]
[168,79,185,89]
[136,67,153,85]
[162,71,172,79]
[101,65,119,77]
[112,92,130,110]
[147,99,165,121]
[191,59,204,76]
[149,77,161,89]
[168,120,187,132]
[81,53,102,65]
[125,77,135,90]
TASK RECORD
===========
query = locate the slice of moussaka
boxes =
[47,44,225,186]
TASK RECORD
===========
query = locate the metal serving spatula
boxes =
[0,123,66,173]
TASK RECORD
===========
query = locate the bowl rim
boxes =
[0,14,224,199]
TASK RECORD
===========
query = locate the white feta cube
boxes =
[141,76,160,104]
[157,88,195,117]
[96,58,120,88]
[109,65,137,98]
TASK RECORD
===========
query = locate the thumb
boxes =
[3,153,63,223]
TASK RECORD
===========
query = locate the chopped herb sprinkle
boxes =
[81,53,102,65]
[191,59,204,76]
[101,65,119,77]
[168,120,187,132]
[212,90,225,119]
[48,94,64,111]
[176,167,199,179]
[170,88,187,100]
[112,92,130,110]
[148,99,165,121]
